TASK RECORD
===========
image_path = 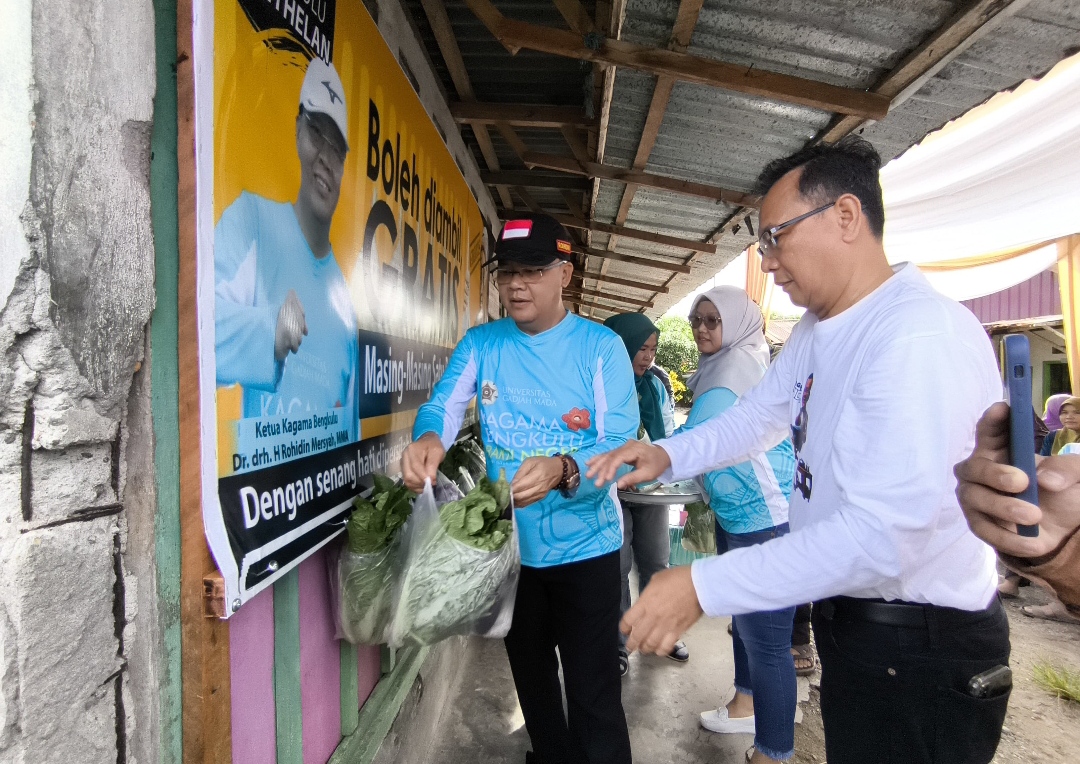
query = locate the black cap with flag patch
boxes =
[483,213,575,268]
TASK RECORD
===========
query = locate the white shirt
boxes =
[660,263,1001,616]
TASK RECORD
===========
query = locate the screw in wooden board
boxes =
[232,599,241,613]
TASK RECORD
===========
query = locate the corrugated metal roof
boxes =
[962,269,1062,324]
[400,0,1080,317]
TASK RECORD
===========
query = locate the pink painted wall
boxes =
[230,587,277,764]
[963,269,1061,323]
[229,544,384,764]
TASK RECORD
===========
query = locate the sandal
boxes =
[1021,603,1080,624]
[791,642,817,676]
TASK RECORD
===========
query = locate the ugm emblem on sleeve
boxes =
[481,380,499,405]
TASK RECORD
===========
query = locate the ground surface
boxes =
[430,579,1079,763]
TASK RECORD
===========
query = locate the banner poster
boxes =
[192,0,487,612]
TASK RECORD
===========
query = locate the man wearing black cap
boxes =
[403,213,637,764]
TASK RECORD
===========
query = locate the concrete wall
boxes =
[0,0,162,762]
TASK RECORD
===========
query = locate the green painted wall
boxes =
[150,0,183,760]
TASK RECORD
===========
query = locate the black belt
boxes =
[817,596,930,629]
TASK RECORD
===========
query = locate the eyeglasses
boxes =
[494,262,564,285]
[688,314,722,330]
[301,110,347,164]
[758,202,835,257]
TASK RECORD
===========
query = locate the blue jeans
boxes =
[716,523,796,760]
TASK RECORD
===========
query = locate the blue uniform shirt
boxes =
[680,387,794,534]
[414,314,639,567]
[214,192,359,440]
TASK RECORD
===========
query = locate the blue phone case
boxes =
[1003,334,1039,537]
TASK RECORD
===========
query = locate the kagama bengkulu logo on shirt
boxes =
[481,380,499,405]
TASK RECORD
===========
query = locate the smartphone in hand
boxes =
[1002,334,1039,537]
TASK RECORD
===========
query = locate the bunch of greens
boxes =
[346,474,414,553]
[681,501,717,555]
[337,476,415,644]
[391,471,519,646]
[440,473,512,552]
[439,438,487,492]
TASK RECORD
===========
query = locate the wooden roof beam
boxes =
[584,272,670,294]
[480,170,590,191]
[525,151,760,207]
[450,102,596,128]
[819,0,1035,143]
[569,298,623,316]
[563,286,653,308]
[463,0,889,119]
[575,246,692,274]
[553,0,596,35]
[553,214,717,254]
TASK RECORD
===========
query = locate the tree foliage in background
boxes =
[656,316,698,405]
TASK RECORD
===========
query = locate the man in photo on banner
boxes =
[401,213,637,764]
[214,57,359,442]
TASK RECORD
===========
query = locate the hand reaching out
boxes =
[401,432,446,493]
[585,440,672,489]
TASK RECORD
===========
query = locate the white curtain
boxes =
[880,54,1080,299]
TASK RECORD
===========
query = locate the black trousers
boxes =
[504,551,632,764]
[812,596,1011,764]
[792,602,812,646]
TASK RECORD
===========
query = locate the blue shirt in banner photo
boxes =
[214,192,360,460]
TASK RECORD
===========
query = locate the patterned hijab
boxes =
[686,287,770,398]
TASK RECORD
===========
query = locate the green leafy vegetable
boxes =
[338,475,416,644]
[681,501,717,555]
[440,471,512,552]
[346,478,414,554]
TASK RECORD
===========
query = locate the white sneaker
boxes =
[699,706,756,734]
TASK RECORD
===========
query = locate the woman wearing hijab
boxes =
[1040,396,1080,456]
[1043,392,1072,431]
[604,313,683,675]
[680,287,797,764]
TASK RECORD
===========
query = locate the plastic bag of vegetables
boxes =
[681,500,717,555]
[333,475,415,644]
[389,471,520,647]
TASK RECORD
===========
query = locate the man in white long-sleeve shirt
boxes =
[587,137,1011,764]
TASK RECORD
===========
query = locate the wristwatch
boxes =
[558,454,580,498]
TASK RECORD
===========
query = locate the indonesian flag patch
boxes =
[556,239,572,254]
[501,220,533,240]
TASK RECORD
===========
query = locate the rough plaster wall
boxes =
[0,0,158,762]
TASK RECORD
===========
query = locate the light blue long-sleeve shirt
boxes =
[413,313,639,567]
[214,192,359,443]
[679,387,794,534]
